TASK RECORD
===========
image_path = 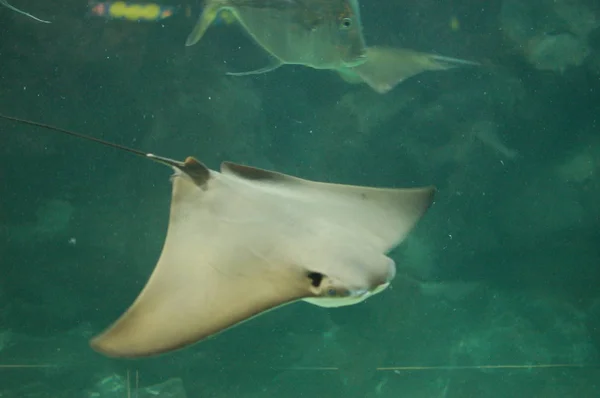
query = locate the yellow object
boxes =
[109,2,164,20]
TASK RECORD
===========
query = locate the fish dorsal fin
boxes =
[185,2,283,76]
[185,2,227,46]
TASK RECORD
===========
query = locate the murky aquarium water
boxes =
[1,0,599,396]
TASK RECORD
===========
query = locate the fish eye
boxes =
[341,17,352,29]
[327,288,337,296]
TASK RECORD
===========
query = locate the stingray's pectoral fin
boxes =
[185,2,224,46]
[89,165,316,358]
[226,60,283,77]
[1,0,50,23]
[90,246,312,358]
[347,46,479,94]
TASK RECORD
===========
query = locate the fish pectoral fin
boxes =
[226,60,283,76]
[185,2,223,46]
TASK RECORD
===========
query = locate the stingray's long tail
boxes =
[0,0,50,23]
[0,113,148,158]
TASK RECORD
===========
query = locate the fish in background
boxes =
[185,0,479,94]
[0,0,50,23]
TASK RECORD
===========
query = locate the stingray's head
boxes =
[302,255,396,308]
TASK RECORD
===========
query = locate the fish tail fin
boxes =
[185,1,223,46]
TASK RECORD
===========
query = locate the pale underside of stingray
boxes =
[185,6,478,94]
[1,0,50,23]
[88,155,435,358]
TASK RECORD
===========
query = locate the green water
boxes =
[1,0,599,396]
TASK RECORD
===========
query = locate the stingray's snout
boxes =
[363,256,396,292]
[355,257,395,297]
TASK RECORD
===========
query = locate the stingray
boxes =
[1,0,50,23]
[0,114,435,359]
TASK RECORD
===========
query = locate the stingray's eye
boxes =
[307,272,324,288]
[340,17,352,29]
[327,288,337,296]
